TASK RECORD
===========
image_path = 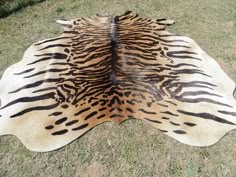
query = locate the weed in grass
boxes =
[56,7,64,14]
[198,148,210,160]
[167,161,183,177]
[185,160,200,177]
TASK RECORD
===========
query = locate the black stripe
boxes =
[110,114,124,118]
[97,114,106,119]
[28,53,68,65]
[170,69,211,77]
[165,63,198,68]
[161,43,191,48]
[66,120,79,126]
[34,36,71,46]
[179,91,221,98]
[109,107,123,112]
[84,111,98,120]
[159,129,168,133]
[72,123,89,131]
[173,130,186,134]
[164,100,177,106]
[10,103,59,118]
[138,108,156,114]
[55,117,68,125]
[160,111,178,116]
[167,51,201,60]
[156,18,167,22]
[177,110,236,125]
[9,78,61,93]
[126,108,135,113]
[176,97,232,108]
[45,125,54,130]
[91,101,99,106]
[14,68,34,75]
[24,68,68,78]
[144,118,162,124]
[38,44,71,51]
[1,92,55,109]
[49,112,62,116]
[52,129,68,135]
[74,107,91,116]
[99,107,106,111]
[184,122,196,127]
[33,87,56,93]
[218,111,236,117]
[170,121,180,126]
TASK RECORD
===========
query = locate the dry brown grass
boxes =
[0,0,236,176]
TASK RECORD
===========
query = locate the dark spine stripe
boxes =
[52,129,68,135]
[144,118,162,124]
[110,16,119,84]
[177,110,236,125]
[72,123,89,131]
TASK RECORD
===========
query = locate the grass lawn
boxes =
[0,0,236,176]
[0,0,45,18]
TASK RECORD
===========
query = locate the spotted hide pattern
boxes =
[0,11,236,152]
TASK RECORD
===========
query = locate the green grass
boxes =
[0,0,45,18]
[0,0,236,176]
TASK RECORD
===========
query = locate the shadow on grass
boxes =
[0,0,46,18]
